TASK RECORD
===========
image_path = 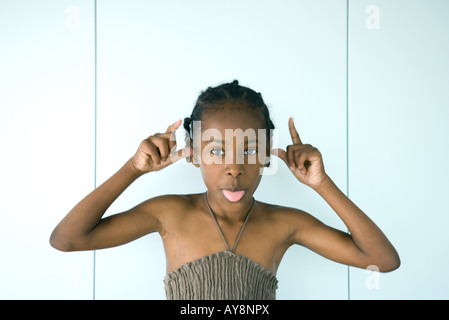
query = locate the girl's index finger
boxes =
[288,117,302,145]
[166,119,182,133]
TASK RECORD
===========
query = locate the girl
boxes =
[50,80,400,299]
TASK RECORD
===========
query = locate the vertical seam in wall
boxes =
[346,0,350,301]
[93,0,97,301]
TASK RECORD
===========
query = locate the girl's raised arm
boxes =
[272,118,400,272]
[50,120,191,251]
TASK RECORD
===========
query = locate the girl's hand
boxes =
[271,117,330,190]
[130,120,192,175]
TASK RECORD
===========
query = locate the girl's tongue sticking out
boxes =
[222,189,246,202]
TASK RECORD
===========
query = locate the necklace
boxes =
[204,192,255,253]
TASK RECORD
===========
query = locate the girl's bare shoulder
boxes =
[255,200,309,217]
[254,200,319,229]
[137,193,205,218]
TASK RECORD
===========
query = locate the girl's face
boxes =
[193,105,269,214]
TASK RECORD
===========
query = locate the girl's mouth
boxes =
[221,189,246,202]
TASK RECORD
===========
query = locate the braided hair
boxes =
[183,80,275,144]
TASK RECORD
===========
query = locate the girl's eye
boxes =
[211,148,225,156]
[210,148,257,156]
[244,148,257,156]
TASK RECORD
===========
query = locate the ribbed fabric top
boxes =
[163,193,278,300]
[163,251,278,300]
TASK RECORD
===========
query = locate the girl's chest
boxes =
[161,217,291,274]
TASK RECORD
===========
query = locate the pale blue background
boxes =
[0,0,447,299]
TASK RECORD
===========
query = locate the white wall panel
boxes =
[0,0,95,299]
[348,0,449,299]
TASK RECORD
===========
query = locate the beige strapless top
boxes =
[164,251,278,300]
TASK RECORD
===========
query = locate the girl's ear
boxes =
[186,138,201,167]
[190,151,200,168]
[192,146,200,167]
[264,146,271,167]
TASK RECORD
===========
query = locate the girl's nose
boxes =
[226,166,243,177]
[224,148,244,177]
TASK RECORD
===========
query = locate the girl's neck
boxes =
[204,191,254,222]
